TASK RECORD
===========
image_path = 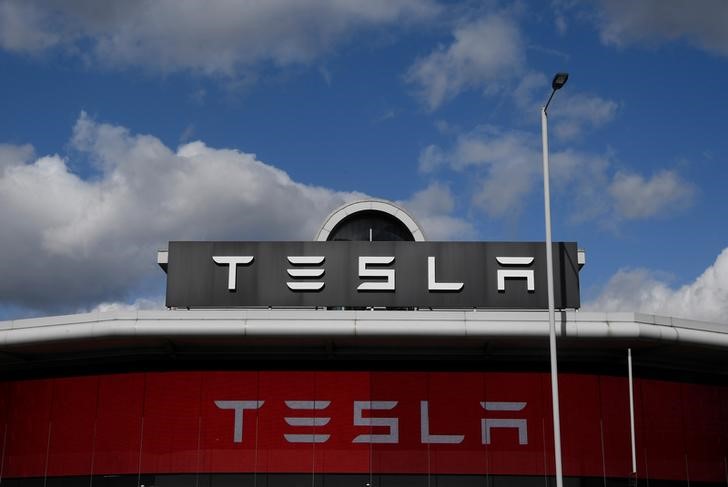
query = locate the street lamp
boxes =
[541,72,568,487]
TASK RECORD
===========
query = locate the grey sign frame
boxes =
[165,241,580,309]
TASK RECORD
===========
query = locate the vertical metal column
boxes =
[628,349,637,474]
[541,106,563,487]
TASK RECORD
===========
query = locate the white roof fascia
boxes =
[1,309,727,350]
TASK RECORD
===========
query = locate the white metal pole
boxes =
[628,348,637,474]
[541,105,564,487]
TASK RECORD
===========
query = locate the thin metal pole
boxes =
[541,105,564,487]
[628,348,637,474]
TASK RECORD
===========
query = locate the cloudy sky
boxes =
[0,0,727,323]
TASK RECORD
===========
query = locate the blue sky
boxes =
[0,0,727,322]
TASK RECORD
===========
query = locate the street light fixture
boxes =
[552,72,569,90]
[545,72,569,114]
[541,71,568,487]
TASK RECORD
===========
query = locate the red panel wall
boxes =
[93,373,144,474]
[46,376,97,476]
[1,371,726,481]
[4,379,53,476]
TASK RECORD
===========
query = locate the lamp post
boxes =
[542,71,568,487]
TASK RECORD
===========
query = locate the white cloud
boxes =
[554,14,567,35]
[85,296,164,314]
[399,182,476,241]
[551,0,578,36]
[0,1,58,52]
[405,13,525,110]
[513,71,548,111]
[596,0,728,56]
[0,143,34,169]
[584,248,728,323]
[0,113,364,313]
[513,74,618,140]
[609,170,696,220]
[418,126,695,224]
[418,144,447,173]
[0,0,438,74]
[464,130,541,218]
[550,149,611,223]
[551,92,618,140]
[418,127,558,218]
[0,114,470,315]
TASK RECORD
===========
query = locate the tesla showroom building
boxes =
[1,199,727,487]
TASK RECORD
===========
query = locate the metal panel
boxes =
[165,241,580,309]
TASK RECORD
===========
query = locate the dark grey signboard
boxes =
[164,241,580,309]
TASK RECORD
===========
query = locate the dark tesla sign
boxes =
[164,241,580,309]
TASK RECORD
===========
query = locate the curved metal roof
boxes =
[315,199,426,241]
[1,310,726,377]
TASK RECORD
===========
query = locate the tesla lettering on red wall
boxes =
[2,371,726,481]
[214,399,528,445]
